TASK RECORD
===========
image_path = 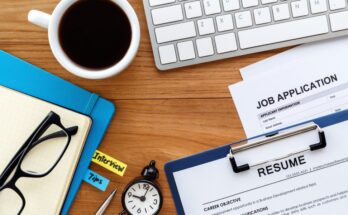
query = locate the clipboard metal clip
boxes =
[228,124,327,173]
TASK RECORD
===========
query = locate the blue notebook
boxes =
[0,50,115,214]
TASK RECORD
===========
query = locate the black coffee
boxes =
[59,0,132,70]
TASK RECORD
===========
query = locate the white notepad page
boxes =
[0,86,92,215]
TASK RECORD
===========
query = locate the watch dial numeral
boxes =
[128,192,132,198]
[137,208,141,213]
[150,205,154,209]
[132,205,136,209]
[154,199,158,205]
[143,183,150,190]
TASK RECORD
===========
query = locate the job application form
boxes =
[230,59,348,137]
[173,122,348,215]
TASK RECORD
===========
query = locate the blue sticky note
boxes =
[83,169,110,191]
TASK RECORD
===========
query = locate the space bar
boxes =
[238,16,329,49]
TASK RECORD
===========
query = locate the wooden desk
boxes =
[1,0,285,214]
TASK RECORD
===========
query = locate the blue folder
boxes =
[165,109,348,215]
[0,51,115,214]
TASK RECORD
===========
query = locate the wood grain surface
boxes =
[0,0,287,214]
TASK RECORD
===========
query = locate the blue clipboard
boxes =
[0,51,115,214]
[165,109,348,215]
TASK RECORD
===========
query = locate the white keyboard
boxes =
[143,0,348,70]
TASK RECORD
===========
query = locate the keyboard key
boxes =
[254,7,271,25]
[291,0,309,17]
[310,0,328,14]
[330,11,348,31]
[261,0,277,4]
[242,0,259,8]
[203,0,221,15]
[235,11,253,28]
[196,37,214,57]
[159,45,177,64]
[185,1,203,19]
[151,5,184,25]
[215,33,238,53]
[238,15,329,49]
[216,14,234,31]
[329,0,347,10]
[198,18,215,35]
[149,0,175,7]
[178,41,196,61]
[222,0,240,11]
[273,4,290,21]
[155,22,196,43]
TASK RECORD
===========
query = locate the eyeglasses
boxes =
[0,111,78,215]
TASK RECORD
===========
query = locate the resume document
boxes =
[174,122,348,215]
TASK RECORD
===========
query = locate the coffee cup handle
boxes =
[28,10,51,29]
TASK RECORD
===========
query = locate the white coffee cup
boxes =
[28,0,140,79]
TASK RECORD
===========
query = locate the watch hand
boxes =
[133,195,146,202]
[143,188,149,197]
[132,195,142,199]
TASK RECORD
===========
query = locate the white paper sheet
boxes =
[240,37,348,80]
[174,122,348,215]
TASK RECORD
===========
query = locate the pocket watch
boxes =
[120,161,163,215]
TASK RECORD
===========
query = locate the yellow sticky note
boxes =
[92,150,127,176]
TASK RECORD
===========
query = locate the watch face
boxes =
[122,180,162,215]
